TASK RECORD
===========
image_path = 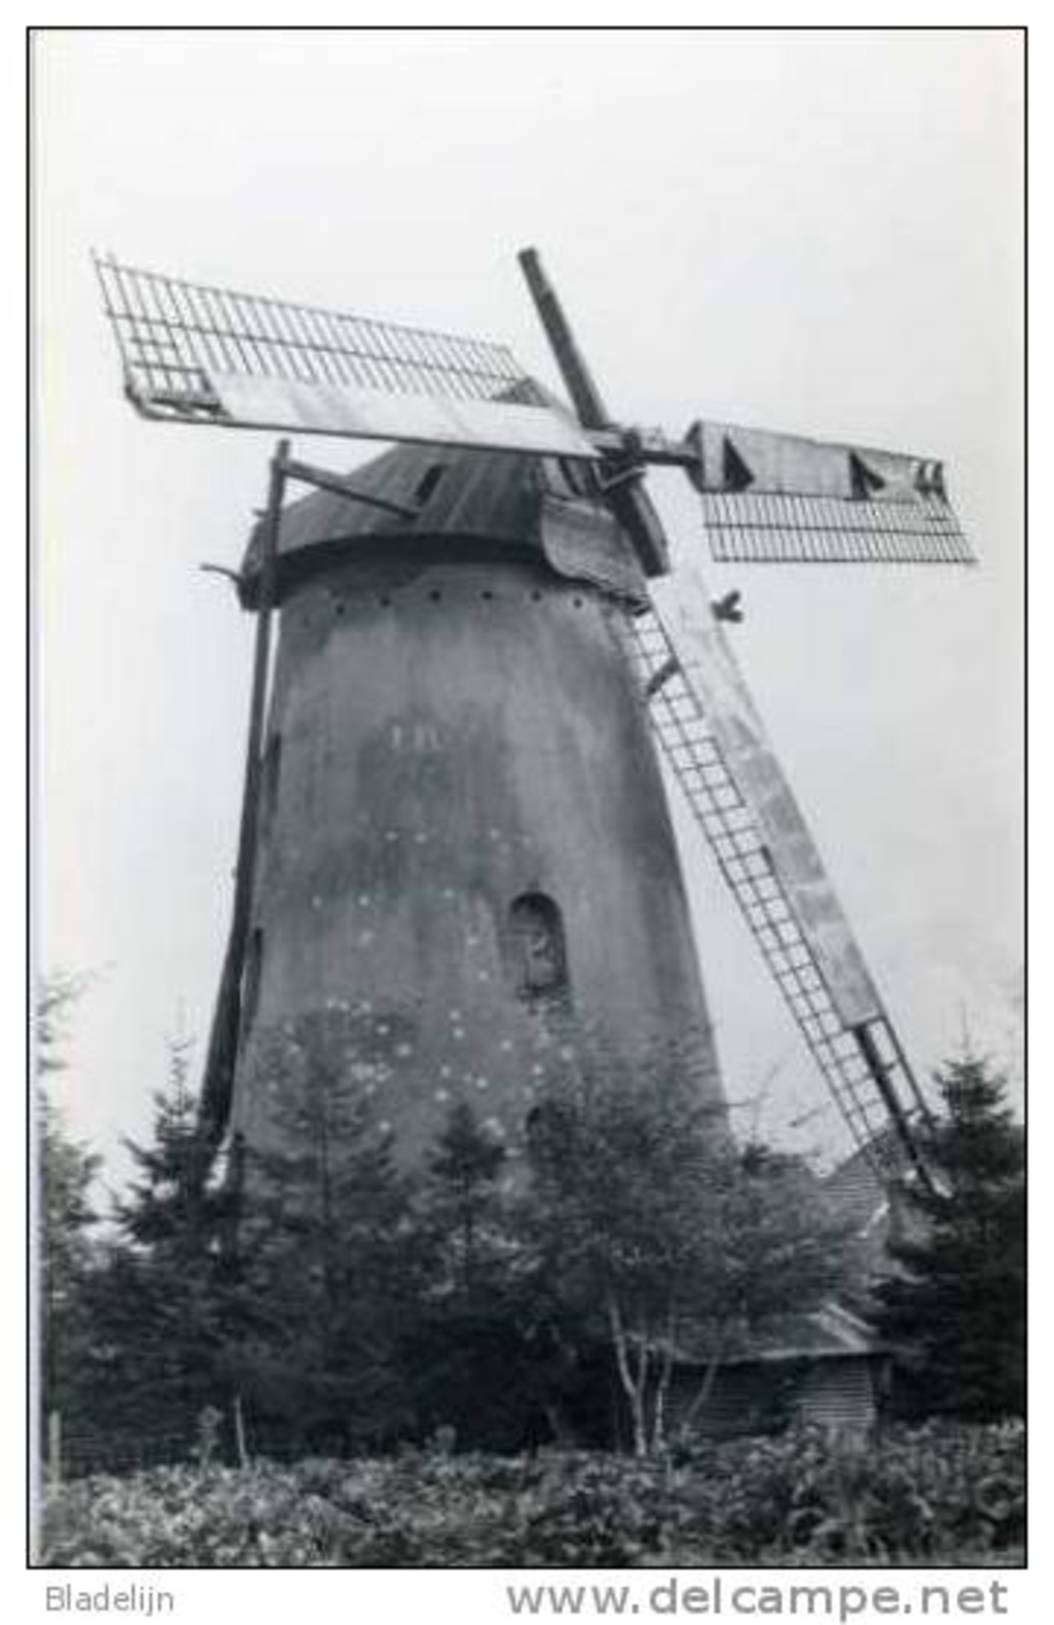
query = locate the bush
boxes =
[37,1420,1024,1568]
[668,1420,1025,1564]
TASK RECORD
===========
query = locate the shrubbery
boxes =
[39,1420,1024,1568]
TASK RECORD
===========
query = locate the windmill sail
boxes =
[95,244,952,1184]
[514,244,940,1183]
[686,420,973,565]
[92,253,599,460]
[92,253,972,564]
[618,567,933,1181]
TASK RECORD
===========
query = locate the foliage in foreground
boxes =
[39,1420,1024,1569]
[50,1010,854,1466]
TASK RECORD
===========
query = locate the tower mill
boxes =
[228,441,725,1163]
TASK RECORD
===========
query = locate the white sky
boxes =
[32,28,1024,1185]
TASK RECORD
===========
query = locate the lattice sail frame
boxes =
[699,490,971,566]
[613,576,933,1183]
[687,421,973,566]
[93,251,532,408]
[92,253,598,459]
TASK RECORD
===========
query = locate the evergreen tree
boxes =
[406,1103,548,1448]
[872,1053,1025,1421]
[231,1011,424,1454]
[113,1035,221,1253]
[85,1037,241,1466]
[421,1101,509,1296]
[35,975,101,1426]
[35,971,91,1077]
[38,1090,101,1424]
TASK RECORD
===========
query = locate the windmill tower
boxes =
[93,248,974,1191]
[228,441,724,1162]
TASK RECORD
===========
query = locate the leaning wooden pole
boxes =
[196,440,289,1170]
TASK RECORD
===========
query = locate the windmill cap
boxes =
[238,439,646,607]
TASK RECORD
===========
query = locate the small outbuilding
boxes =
[669,1301,892,1440]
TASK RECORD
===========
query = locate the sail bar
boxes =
[616,576,932,1183]
[92,252,599,458]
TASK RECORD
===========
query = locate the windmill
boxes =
[93,249,973,1192]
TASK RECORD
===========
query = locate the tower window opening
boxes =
[415,464,446,506]
[543,457,600,503]
[561,457,601,501]
[509,892,569,1002]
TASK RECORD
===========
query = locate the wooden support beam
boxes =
[197,439,288,1163]
[282,456,419,519]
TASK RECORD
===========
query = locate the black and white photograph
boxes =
[30,23,1025,1597]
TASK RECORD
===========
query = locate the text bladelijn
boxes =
[45,1586,175,1616]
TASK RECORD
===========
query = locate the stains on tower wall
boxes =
[229,449,724,1167]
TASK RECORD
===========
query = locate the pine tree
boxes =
[230,1011,424,1454]
[38,1092,101,1423]
[113,1035,219,1254]
[35,975,101,1426]
[422,1101,509,1297]
[85,1037,241,1466]
[405,1102,549,1448]
[872,1054,1025,1421]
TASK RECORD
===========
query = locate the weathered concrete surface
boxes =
[231,474,724,1167]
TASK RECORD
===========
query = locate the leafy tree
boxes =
[672,1141,853,1437]
[522,1044,850,1456]
[872,1053,1025,1421]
